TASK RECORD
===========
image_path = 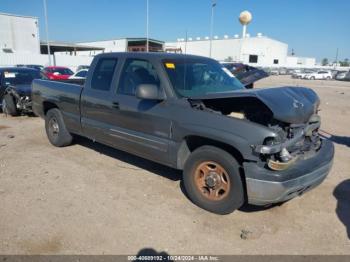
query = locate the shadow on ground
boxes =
[333,179,350,240]
[320,130,350,147]
[75,136,289,214]
[74,136,182,181]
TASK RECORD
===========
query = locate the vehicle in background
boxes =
[304,70,332,80]
[278,68,287,75]
[76,65,90,71]
[336,70,350,81]
[221,62,268,89]
[335,70,349,80]
[0,67,46,116]
[269,68,279,75]
[16,64,44,71]
[32,52,334,214]
[292,69,315,79]
[330,70,340,79]
[69,69,88,80]
[286,69,296,75]
[42,66,74,80]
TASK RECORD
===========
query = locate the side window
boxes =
[117,59,160,96]
[91,58,118,91]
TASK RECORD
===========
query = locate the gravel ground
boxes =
[0,75,349,255]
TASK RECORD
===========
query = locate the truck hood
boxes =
[190,86,320,124]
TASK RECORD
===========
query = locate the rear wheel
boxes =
[327,76,331,80]
[45,108,73,147]
[311,76,315,80]
[183,146,244,214]
[2,94,18,116]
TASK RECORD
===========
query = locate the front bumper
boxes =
[244,139,334,205]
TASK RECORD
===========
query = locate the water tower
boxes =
[239,11,252,38]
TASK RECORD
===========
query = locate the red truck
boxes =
[42,66,74,80]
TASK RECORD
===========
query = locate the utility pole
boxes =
[43,0,52,65]
[146,0,149,52]
[209,0,216,58]
[335,47,339,68]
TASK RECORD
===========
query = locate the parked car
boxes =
[269,68,279,75]
[17,64,44,71]
[304,70,332,80]
[278,68,287,75]
[76,65,90,71]
[330,70,340,79]
[69,69,88,79]
[32,52,334,214]
[221,62,268,89]
[335,70,349,80]
[0,67,46,115]
[43,66,74,80]
[292,69,315,79]
[286,69,296,75]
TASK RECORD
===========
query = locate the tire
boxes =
[327,76,331,80]
[183,146,244,214]
[45,108,73,147]
[311,76,315,80]
[3,94,18,116]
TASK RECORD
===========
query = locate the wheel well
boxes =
[43,101,58,115]
[178,135,244,169]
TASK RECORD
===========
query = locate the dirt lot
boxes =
[0,75,349,255]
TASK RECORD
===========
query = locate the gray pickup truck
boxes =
[32,52,334,214]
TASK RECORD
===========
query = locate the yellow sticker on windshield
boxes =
[165,63,175,69]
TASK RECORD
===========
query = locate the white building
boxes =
[165,35,316,68]
[0,13,40,54]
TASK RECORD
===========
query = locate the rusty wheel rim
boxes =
[194,161,231,201]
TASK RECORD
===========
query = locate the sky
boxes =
[1,0,349,62]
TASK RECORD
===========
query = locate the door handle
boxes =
[112,101,120,109]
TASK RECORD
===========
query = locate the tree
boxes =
[321,58,329,66]
[337,59,349,67]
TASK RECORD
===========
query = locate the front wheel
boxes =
[183,146,244,214]
[311,76,315,80]
[45,108,73,147]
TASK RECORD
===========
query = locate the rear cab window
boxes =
[91,58,118,91]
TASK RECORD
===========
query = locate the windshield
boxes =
[163,58,245,97]
[2,70,42,85]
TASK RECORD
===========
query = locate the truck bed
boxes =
[32,79,83,134]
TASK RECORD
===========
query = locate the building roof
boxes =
[78,37,164,45]
[0,12,38,20]
[40,41,105,54]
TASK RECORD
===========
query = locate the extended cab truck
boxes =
[32,53,334,214]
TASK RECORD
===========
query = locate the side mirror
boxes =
[136,84,164,101]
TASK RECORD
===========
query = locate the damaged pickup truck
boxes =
[32,53,334,214]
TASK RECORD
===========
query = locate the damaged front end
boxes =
[189,86,323,172]
[254,114,322,171]
[3,86,32,113]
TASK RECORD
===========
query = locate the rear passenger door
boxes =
[111,58,172,164]
[80,57,120,143]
